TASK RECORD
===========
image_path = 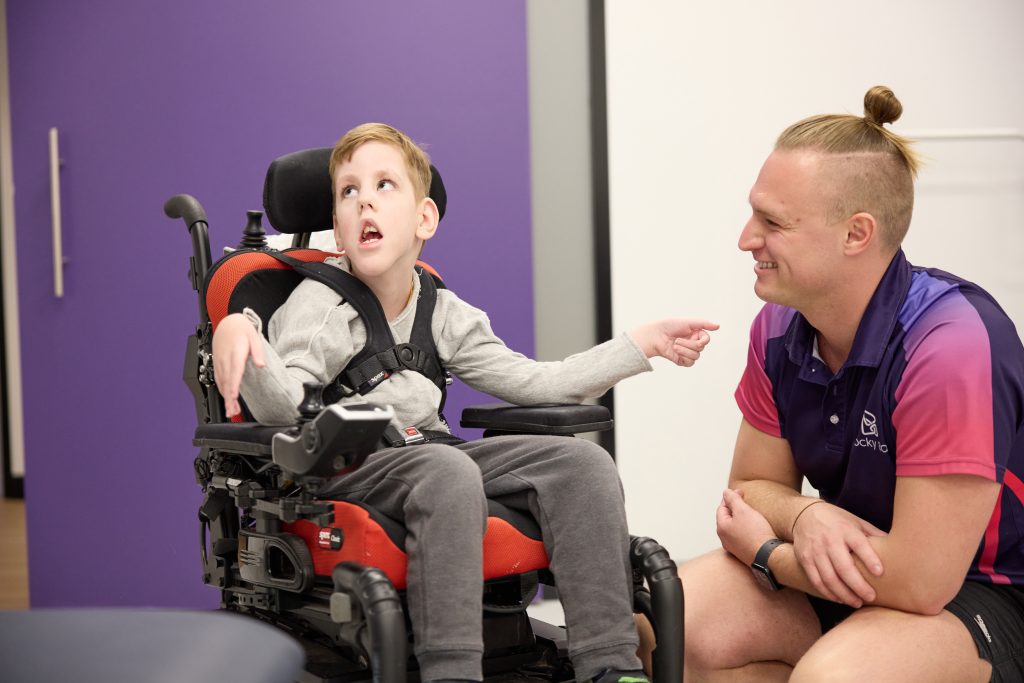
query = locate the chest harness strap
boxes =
[259,252,451,419]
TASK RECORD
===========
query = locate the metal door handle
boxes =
[49,126,64,298]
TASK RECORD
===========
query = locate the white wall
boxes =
[605,0,1024,559]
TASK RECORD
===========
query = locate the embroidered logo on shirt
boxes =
[853,410,889,453]
[861,410,879,436]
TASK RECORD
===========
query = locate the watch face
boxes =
[751,538,783,591]
[752,564,774,590]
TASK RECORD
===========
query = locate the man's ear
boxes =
[844,212,877,256]
[416,197,440,241]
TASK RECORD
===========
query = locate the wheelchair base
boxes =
[283,616,573,683]
[233,593,573,683]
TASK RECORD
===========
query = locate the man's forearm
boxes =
[767,537,960,615]
[730,478,816,542]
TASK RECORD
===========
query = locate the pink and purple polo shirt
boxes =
[736,250,1024,585]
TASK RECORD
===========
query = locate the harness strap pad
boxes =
[346,342,442,394]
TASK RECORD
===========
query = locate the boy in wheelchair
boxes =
[211,123,716,683]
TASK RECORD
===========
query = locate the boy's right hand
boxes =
[212,313,266,418]
[629,318,719,366]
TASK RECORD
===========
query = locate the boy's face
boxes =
[332,141,438,286]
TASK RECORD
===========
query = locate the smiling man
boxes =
[674,87,1024,682]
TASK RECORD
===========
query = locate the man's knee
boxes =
[679,550,753,670]
[791,607,993,683]
[788,642,847,683]
[788,623,883,683]
[681,549,819,672]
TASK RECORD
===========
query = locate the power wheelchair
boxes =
[165,147,684,683]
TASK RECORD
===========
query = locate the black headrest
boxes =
[262,147,447,234]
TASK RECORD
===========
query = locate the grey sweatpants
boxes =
[317,434,642,682]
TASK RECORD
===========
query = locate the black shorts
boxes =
[809,582,1024,682]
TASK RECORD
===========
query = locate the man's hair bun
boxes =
[864,85,903,126]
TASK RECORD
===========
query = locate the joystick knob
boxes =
[238,210,268,249]
[298,382,325,423]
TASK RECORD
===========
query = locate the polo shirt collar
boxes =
[785,249,912,372]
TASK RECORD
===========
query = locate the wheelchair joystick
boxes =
[298,382,326,424]
[271,390,394,479]
[238,209,269,250]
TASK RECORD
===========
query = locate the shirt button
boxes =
[829,414,839,425]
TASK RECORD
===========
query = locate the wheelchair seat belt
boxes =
[258,251,451,416]
[381,425,465,448]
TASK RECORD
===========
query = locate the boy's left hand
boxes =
[629,319,718,366]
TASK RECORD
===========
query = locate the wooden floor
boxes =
[0,498,29,609]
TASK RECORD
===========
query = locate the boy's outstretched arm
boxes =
[628,319,719,366]
[212,312,266,418]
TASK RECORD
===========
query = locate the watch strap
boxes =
[754,538,784,566]
[752,538,784,591]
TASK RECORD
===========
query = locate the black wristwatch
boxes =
[751,538,784,591]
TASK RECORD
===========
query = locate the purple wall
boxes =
[8,0,532,607]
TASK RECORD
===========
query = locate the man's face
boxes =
[332,141,431,284]
[738,150,847,310]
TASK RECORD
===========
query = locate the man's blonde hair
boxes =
[776,86,922,249]
[329,123,432,201]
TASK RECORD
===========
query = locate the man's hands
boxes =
[629,319,719,366]
[212,313,266,418]
[717,487,888,607]
[716,488,775,565]
[790,499,886,607]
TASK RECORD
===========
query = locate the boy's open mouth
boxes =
[360,221,382,244]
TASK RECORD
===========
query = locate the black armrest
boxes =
[194,423,291,455]
[459,403,612,435]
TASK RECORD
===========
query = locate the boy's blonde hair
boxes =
[776,86,922,249]
[329,123,432,201]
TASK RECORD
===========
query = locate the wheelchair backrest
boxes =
[204,249,442,335]
[206,144,449,333]
[206,248,332,333]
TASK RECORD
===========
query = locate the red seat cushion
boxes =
[285,500,549,590]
